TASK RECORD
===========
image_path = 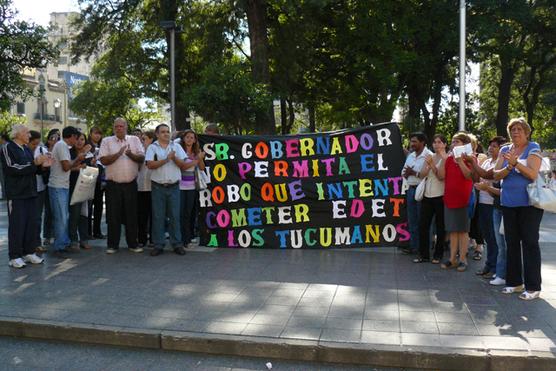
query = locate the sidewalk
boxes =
[0,202,555,370]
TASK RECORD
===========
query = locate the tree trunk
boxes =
[308,103,316,132]
[495,60,515,137]
[280,97,287,135]
[406,85,422,134]
[161,0,189,131]
[287,99,294,134]
[245,0,276,134]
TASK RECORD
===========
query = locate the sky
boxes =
[12,0,79,26]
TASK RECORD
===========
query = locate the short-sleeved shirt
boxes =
[145,141,186,184]
[478,157,496,205]
[33,145,48,192]
[49,140,71,189]
[403,147,433,186]
[500,141,542,207]
[180,153,197,191]
[424,157,445,198]
[443,156,473,209]
[99,135,144,183]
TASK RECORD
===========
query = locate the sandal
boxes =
[472,250,482,260]
[501,285,525,294]
[518,291,540,301]
[457,261,468,272]
[441,260,456,269]
[413,257,430,263]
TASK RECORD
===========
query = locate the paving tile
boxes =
[434,312,474,324]
[437,323,478,336]
[362,319,400,332]
[249,313,291,326]
[203,321,248,335]
[400,320,439,334]
[241,324,284,337]
[287,315,327,328]
[363,310,400,321]
[280,326,322,340]
[324,317,363,330]
[320,328,361,343]
[360,330,401,345]
[265,295,301,306]
[399,310,436,322]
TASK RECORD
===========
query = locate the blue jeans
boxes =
[406,186,421,252]
[493,207,506,279]
[478,203,498,273]
[48,186,70,251]
[151,182,181,250]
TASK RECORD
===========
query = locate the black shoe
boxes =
[52,250,70,259]
[93,234,105,239]
[150,249,163,257]
[174,247,186,255]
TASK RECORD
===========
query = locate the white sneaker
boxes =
[129,247,144,253]
[490,277,506,286]
[23,253,44,264]
[8,258,26,269]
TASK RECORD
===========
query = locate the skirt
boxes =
[444,206,470,232]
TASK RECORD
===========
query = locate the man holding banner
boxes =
[146,124,190,256]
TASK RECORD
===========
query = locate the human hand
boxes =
[125,145,133,156]
[118,145,127,156]
[167,150,176,161]
[83,144,92,153]
[404,166,416,177]
[503,149,518,166]
[425,155,434,165]
[474,182,488,191]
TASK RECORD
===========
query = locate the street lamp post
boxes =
[38,75,46,140]
[160,20,176,132]
[459,0,466,132]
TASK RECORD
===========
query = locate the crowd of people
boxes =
[1,118,220,268]
[0,116,552,302]
[402,118,551,301]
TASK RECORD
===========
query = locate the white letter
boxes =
[376,128,392,146]
[371,199,386,217]
[377,153,388,171]
[227,184,240,202]
[203,143,216,160]
[277,206,292,224]
[332,200,347,219]
[199,189,212,207]
[241,143,253,159]
[254,161,269,177]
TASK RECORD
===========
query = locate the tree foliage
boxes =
[0,0,58,110]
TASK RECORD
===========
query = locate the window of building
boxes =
[16,102,25,115]
[58,56,68,65]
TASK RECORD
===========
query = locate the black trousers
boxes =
[469,190,484,244]
[418,196,446,260]
[105,180,138,250]
[502,206,544,291]
[88,179,104,236]
[8,198,38,259]
[137,191,152,245]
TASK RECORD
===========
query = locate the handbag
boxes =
[414,177,427,201]
[527,174,556,213]
[195,167,209,190]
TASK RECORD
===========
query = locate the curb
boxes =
[0,317,555,370]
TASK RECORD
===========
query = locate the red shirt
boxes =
[443,156,473,209]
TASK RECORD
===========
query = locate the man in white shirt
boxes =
[146,124,189,256]
[49,126,84,258]
[402,132,433,255]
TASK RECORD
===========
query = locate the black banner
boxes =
[198,122,409,248]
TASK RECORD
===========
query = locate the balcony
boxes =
[33,112,61,122]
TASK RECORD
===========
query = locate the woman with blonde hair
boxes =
[493,118,544,300]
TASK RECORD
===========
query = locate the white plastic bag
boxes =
[70,166,99,205]
[527,174,556,213]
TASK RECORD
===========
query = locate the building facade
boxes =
[10,12,96,137]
